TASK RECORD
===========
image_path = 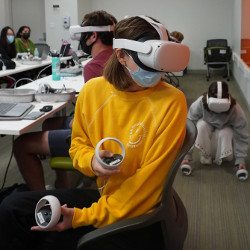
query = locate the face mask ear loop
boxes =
[123,51,139,73]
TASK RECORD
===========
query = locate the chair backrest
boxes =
[204,39,232,64]
[161,119,197,205]
[206,39,228,47]
[34,43,50,60]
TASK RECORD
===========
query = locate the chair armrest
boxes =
[65,135,71,146]
[77,211,158,249]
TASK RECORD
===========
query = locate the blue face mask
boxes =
[7,35,14,44]
[126,65,163,87]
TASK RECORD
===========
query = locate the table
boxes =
[0,56,71,78]
[0,74,85,135]
[19,74,84,94]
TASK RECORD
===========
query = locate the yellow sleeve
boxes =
[69,86,96,177]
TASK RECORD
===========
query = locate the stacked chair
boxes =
[204,39,232,81]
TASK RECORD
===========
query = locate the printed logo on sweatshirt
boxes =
[127,122,146,148]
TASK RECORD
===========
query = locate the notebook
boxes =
[0,103,34,120]
[41,46,50,60]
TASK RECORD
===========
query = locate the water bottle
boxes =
[51,51,61,81]
[34,48,39,57]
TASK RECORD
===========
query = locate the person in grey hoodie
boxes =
[181,81,249,180]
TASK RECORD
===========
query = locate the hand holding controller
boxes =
[95,137,125,169]
[35,195,61,229]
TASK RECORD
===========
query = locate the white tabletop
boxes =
[0,56,71,78]
[18,74,85,94]
[0,101,73,135]
[0,74,85,135]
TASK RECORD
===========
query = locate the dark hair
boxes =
[103,16,161,91]
[16,26,31,38]
[82,10,117,46]
[170,31,184,43]
[202,81,236,111]
[0,26,16,58]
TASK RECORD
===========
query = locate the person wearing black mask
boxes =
[15,26,35,57]
[12,11,117,190]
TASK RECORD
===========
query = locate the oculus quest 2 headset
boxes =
[69,24,115,43]
[69,15,190,74]
[113,15,190,73]
[206,81,231,113]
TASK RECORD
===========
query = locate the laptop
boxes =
[41,46,50,60]
[0,103,34,120]
[60,43,71,57]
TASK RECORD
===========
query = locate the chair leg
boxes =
[206,66,210,81]
[227,63,230,81]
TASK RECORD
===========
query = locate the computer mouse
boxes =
[40,105,53,112]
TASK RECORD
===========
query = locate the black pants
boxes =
[0,188,163,250]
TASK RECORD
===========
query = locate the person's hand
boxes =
[31,204,74,232]
[92,150,121,179]
[69,118,74,128]
[238,163,246,170]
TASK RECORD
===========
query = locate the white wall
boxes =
[11,0,46,43]
[77,0,92,24]
[44,0,91,52]
[0,0,13,28]
[232,0,241,55]
[91,0,234,70]
[232,0,250,110]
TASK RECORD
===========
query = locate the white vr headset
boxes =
[207,81,231,113]
[69,25,115,41]
[113,15,190,72]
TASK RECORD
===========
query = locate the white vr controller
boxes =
[95,137,125,169]
[181,164,192,176]
[35,195,61,229]
[236,168,248,181]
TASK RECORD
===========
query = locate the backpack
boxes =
[0,183,29,204]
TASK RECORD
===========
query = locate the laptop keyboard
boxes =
[0,103,17,115]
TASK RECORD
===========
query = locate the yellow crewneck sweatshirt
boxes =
[69,76,187,229]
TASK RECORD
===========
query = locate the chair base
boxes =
[206,62,230,81]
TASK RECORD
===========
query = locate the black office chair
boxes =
[34,43,50,60]
[204,39,232,81]
[163,72,180,88]
[77,119,197,250]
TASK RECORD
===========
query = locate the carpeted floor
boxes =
[174,70,250,250]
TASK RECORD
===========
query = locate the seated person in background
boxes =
[0,26,16,69]
[15,26,35,57]
[13,10,117,190]
[0,15,187,250]
[180,81,249,179]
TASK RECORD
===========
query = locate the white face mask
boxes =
[125,53,163,87]
[126,65,163,87]
[7,35,14,44]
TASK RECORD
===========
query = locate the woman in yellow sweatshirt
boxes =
[0,16,188,250]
